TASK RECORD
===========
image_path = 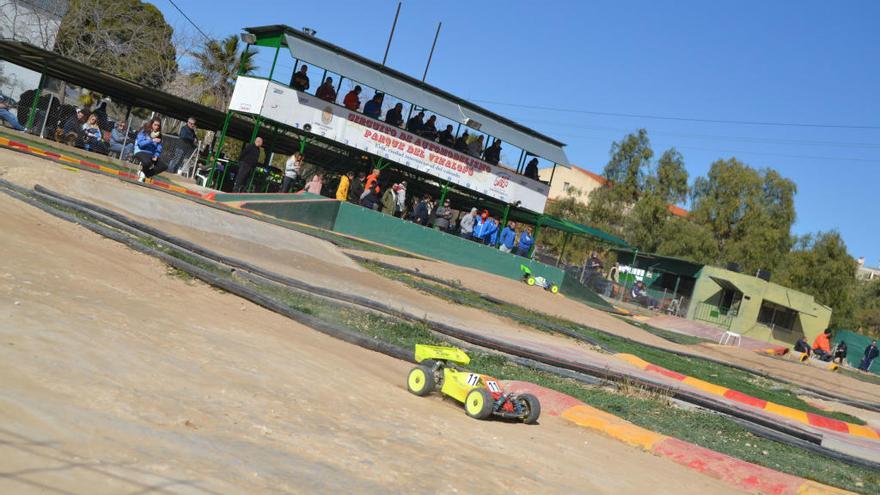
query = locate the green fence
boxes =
[833,329,879,374]
[693,302,736,330]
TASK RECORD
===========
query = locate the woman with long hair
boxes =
[133,118,167,182]
[81,113,105,153]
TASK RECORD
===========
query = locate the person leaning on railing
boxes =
[343,85,362,111]
[385,103,404,127]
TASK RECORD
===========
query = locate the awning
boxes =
[535,215,629,247]
[710,276,744,294]
[762,291,817,317]
[271,29,570,166]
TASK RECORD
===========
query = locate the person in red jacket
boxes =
[343,85,362,111]
[812,329,833,361]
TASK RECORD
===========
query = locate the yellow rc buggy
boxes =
[406,344,541,424]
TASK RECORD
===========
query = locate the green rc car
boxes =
[520,264,559,294]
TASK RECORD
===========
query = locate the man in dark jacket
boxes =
[832,341,848,365]
[438,125,455,147]
[413,194,431,225]
[385,103,404,127]
[483,140,502,165]
[524,157,539,180]
[170,117,197,174]
[406,111,425,135]
[348,172,365,203]
[859,340,879,371]
[291,65,310,92]
[233,136,262,193]
[432,199,452,231]
[316,77,337,102]
[363,93,384,120]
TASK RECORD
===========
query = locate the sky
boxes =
[157,0,879,265]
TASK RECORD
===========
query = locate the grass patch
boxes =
[359,260,866,425]
[840,368,880,387]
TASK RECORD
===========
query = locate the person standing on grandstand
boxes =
[498,221,517,253]
[282,152,303,193]
[395,181,407,216]
[406,111,425,135]
[454,131,470,152]
[304,171,324,195]
[348,171,365,203]
[438,125,455,147]
[419,115,438,140]
[291,65,310,92]
[233,136,263,192]
[134,118,167,182]
[343,85,362,111]
[316,77,337,102]
[524,157,539,180]
[363,168,381,200]
[363,93,384,120]
[413,194,431,225]
[859,340,879,371]
[459,207,477,238]
[336,170,353,201]
[432,199,453,231]
[385,103,404,128]
[467,135,484,157]
[484,217,500,246]
[381,185,397,215]
[516,226,534,257]
[483,140,502,165]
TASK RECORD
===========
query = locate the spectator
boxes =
[524,157,539,180]
[467,134,484,157]
[57,108,85,146]
[483,140,502,165]
[348,171,365,203]
[81,114,105,153]
[92,99,111,130]
[170,117,198,174]
[336,170,353,201]
[363,168,381,200]
[832,341,848,365]
[0,92,25,131]
[432,199,453,231]
[498,221,517,253]
[859,340,879,371]
[459,208,477,238]
[438,125,455,147]
[812,329,833,361]
[484,217,500,246]
[454,131,470,153]
[233,136,263,192]
[413,194,431,225]
[133,118,167,182]
[585,251,604,289]
[516,226,534,257]
[360,186,380,210]
[631,281,658,310]
[343,85,362,111]
[109,121,133,159]
[363,92,384,120]
[282,152,303,193]
[419,115,438,140]
[381,185,397,215]
[316,77,337,102]
[291,65,310,92]
[794,337,812,356]
[406,111,425,135]
[304,172,323,195]
[385,103,404,127]
[395,180,407,217]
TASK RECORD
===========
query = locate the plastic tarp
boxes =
[535,215,629,248]
[283,33,570,166]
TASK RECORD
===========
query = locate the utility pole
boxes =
[382,2,402,66]
[422,21,442,82]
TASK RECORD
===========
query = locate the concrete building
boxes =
[616,251,832,346]
[856,257,880,281]
[539,164,606,204]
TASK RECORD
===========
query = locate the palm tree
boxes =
[192,35,257,110]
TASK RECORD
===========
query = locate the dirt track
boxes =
[0,155,743,493]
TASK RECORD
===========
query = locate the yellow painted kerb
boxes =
[616,353,651,369]
[796,480,857,494]
[562,405,665,451]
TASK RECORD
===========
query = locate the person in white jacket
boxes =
[395,181,407,217]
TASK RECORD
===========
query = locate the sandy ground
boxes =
[351,252,880,405]
[0,175,746,494]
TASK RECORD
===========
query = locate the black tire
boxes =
[464,388,495,420]
[407,365,435,396]
[519,394,541,424]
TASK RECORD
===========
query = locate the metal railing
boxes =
[693,302,737,330]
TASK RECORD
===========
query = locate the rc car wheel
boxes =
[407,365,435,396]
[526,277,536,286]
[464,388,494,420]
[518,393,541,424]
[550,285,559,294]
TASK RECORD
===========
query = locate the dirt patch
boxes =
[0,182,740,493]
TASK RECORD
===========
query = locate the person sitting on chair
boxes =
[794,337,812,356]
[812,329,833,362]
[832,341,848,365]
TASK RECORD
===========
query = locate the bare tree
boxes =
[0,0,68,49]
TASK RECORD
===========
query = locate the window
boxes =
[758,301,796,332]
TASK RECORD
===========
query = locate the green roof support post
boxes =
[622,248,639,302]
[548,162,558,185]
[299,137,307,154]
[25,72,46,130]
[438,182,449,204]
[556,232,570,267]
[528,218,542,259]
[206,110,234,189]
[671,274,681,313]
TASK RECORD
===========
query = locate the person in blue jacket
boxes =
[498,221,517,253]
[471,212,487,243]
[482,217,499,246]
[133,118,166,182]
[516,226,534,257]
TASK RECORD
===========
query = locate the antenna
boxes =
[382,2,402,66]
[422,21,442,82]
